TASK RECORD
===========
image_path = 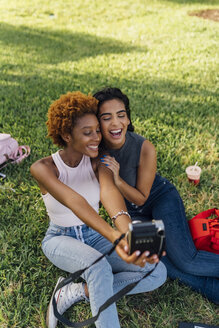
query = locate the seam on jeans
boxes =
[44,245,108,270]
[45,250,95,269]
[87,266,115,318]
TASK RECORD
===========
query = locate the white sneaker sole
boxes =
[46,276,64,328]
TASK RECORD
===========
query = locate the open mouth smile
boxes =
[110,129,122,138]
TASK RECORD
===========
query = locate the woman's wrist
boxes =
[114,215,131,233]
[110,229,123,244]
[114,175,122,188]
[111,210,131,224]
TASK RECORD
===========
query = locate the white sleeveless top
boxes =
[42,151,100,227]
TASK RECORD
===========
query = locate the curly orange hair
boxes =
[46,91,98,147]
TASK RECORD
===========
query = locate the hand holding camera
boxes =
[127,220,165,257]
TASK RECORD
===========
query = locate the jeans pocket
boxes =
[42,224,65,247]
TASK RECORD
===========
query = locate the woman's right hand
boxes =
[115,237,159,267]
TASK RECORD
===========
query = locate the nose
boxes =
[93,131,101,142]
[111,115,119,126]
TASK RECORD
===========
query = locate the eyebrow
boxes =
[81,126,99,129]
[99,109,126,118]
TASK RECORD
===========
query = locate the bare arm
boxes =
[98,161,160,264]
[30,159,118,243]
[98,163,131,233]
[30,158,151,266]
[102,140,157,206]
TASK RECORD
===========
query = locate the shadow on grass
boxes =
[0,66,218,126]
[1,62,218,186]
[0,22,146,64]
[160,0,219,4]
[1,65,218,186]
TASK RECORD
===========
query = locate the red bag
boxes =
[189,208,219,254]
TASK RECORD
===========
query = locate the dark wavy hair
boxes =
[93,87,134,132]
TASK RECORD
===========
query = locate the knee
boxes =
[83,257,113,284]
[153,261,167,288]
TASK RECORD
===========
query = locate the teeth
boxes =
[110,129,121,133]
[88,145,98,150]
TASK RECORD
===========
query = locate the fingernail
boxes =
[144,251,150,257]
[143,259,146,263]
[136,251,141,256]
[124,245,128,252]
[105,164,109,166]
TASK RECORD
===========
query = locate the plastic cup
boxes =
[186,165,202,185]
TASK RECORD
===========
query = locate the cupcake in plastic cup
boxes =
[186,164,202,185]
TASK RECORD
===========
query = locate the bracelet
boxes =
[111,210,131,223]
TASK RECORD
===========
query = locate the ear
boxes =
[125,111,130,125]
[61,133,72,144]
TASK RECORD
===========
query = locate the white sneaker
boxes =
[46,276,86,328]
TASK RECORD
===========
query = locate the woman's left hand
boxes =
[100,155,120,185]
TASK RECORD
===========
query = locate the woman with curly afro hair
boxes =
[30,91,166,328]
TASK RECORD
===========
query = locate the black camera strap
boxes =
[52,233,164,327]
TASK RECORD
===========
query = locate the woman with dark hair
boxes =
[93,87,219,304]
[30,91,166,328]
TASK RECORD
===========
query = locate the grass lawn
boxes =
[0,0,218,327]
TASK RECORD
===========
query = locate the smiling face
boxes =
[98,99,130,149]
[64,114,102,158]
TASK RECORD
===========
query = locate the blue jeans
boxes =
[127,174,219,304]
[42,222,167,328]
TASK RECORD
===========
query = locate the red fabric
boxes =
[189,208,219,254]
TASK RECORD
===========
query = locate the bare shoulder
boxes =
[30,156,57,177]
[30,156,59,194]
[141,140,156,157]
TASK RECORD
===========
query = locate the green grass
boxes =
[0,0,219,327]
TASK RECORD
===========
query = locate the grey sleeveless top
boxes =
[105,131,172,212]
[108,131,145,188]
